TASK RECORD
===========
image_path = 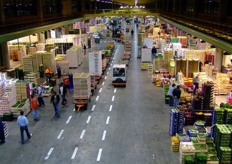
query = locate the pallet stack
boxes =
[24,72,38,86]
[73,73,91,100]
[170,136,180,152]
[66,46,82,68]
[179,142,195,164]
[11,99,30,118]
[32,53,43,72]
[89,51,102,80]
[41,51,56,72]
[169,109,179,136]
[218,147,232,164]
[15,80,28,101]
[22,55,34,72]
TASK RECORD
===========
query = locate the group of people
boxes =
[12,83,68,145]
[168,84,182,108]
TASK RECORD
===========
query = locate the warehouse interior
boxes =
[0,0,232,164]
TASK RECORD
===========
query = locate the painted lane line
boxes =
[57,129,64,139]
[109,105,113,112]
[91,105,96,111]
[102,130,107,140]
[107,72,109,75]
[44,147,54,160]
[66,116,72,124]
[96,148,103,161]
[108,68,111,71]
[80,130,86,139]
[71,147,78,159]
[96,96,99,101]
[86,116,91,124]
[102,82,105,85]
[73,108,75,111]
[99,88,102,93]
[106,116,110,125]
[104,76,107,80]
[114,88,117,93]
[112,96,115,101]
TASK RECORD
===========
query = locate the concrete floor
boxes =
[0,23,179,164]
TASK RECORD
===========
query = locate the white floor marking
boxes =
[112,96,115,101]
[96,148,103,161]
[57,129,64,139]
[107,72,109,75]
[114,88,117,93]
[71,147,78,159]
[66,116,72,124]
[86,116,91,124]
[80,130,86,139]
[73,108,75,111]
[91,105,96,111]
[109,68,111,71]
[102,82,105,85]
[109,105,113,112]
[104,76,107,80]
[96,96,99,101]
[99,88,102,93]
[102,130,107,140]
[44,147,54,160]
[106,116,110,125]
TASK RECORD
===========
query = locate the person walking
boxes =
[131,29,134,36]
[17,111,32,145]
[59,82,67,107]
[173,85,181,108]
[50,92,60,118]
[0,119,5,144]
[167,84,176,107]
[30,95,40,121]
[37,85,45,107]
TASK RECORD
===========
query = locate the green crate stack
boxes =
[219,147,232,163]
[214,124,231,153]
[225,109,232,124]
[183,155,195,164]
[226,124,232,148]
[195,152,208,164]
[213,108,225,124]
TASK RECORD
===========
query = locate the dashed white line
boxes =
[102,130,107,140]
[109,105,113,112]
[99,88,102,93]
[73,108,75,111]
[106,116,110,125]
[102,82,105,85]
[44,147,54,160]
[80,130,86,139]
[96,96,99,101]
[108,68,111,71]
[107,72,109,75]
[96,148,103,161]
[57,129,64,139]
[112,96,115,101]
[66,116,72,124]
[71,147,78,159]
[104,76,107,80]
[86,116,91,124]
[114,88,117,93]
[91,105,96,111]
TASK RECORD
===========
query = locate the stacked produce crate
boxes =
[22,55,33,72]
[41,51,56,72]
[56,55,69,76]
[214,125,231,151]
[11,99,30,118]
[32,52,42,72]
[73,73,91,100]
[141,48,151,70]
[66,46,83,68]
[169,109,179,136]
[179,142,195,164]
[15,80,28,101]
[195,152,208,163]
[224,108,232,124]
[170,136,180,152]
[0,83,17,115]
[89,51,102,81]
[212,108,224,125]
[218,147,232,164]
[24,72,38,86]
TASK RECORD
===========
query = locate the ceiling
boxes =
[113,0,155,5]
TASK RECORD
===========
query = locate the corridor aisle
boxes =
[0,23,179,164]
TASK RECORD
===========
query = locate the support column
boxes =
[215,48,223,72]
[1,43,10,69]
[37,32,45,43]
[0,1,5,23]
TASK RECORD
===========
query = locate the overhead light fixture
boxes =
[224,51,231,55]
[210,45,216,48]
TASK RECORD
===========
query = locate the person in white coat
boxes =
[167,83,176,106]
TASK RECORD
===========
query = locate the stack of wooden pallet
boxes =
[89,51,102,80]
[24,72,38,86]
[15,80,28,101]
[73,73,91,100]
[22,56,33,72]
[11,99,30,118]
